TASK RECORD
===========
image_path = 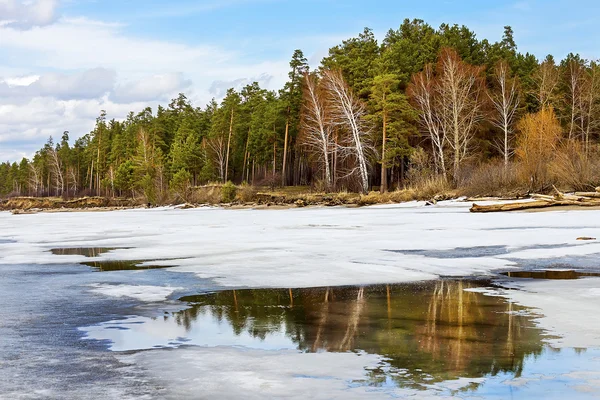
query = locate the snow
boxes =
[88,284,182,302]
[2,201,599,288]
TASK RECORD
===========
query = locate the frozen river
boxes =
[1,202,600,398]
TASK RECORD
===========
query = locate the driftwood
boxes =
[531,194,556,201]
[471,188,600,213]
[574,192,600,199]
[471,201,560,213]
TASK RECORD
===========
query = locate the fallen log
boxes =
[558,193,590,202]
[470,199,600,213]
[471,201,555,213]
[574,192,600,199]
[531,194,556,201]
[550,185,588,202]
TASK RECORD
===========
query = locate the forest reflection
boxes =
[177,280,545,389]
[50,247,120,257]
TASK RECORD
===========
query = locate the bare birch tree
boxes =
[408,49,484,180]
[322,69,373,193]
[580,61,600,153]
[436,48,485,179]
[532,58,560,109]
[28,163,41,196]
[206,135,227,182]
[564,58,586,140]
[488,60,520,168]
[48,147,64,196]
[68,167,78,194]
[300,72,333,189]
[408,64,447,179]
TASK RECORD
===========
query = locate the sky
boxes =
[1,0,600,162]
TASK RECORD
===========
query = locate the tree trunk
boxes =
[380,104,388,193]
[242,127,250,182]
[282,112,290,186]
[225,108,234,182]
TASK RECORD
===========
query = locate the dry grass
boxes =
[549,143,600,192]
[0,196,138,211]
[458,161,525,197]
[410,175,454,199]
[191,185,222,204]
[237,184,257,203]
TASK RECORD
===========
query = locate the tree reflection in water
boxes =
[176,280,544,390]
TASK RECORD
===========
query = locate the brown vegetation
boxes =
[0,196,139,213]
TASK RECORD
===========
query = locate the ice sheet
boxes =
[494,277,600,349]
[2,202,599,289]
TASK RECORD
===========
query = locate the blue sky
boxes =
[1,0,600,161]
[58,0,600,61]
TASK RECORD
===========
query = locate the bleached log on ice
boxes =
[470,199,600,213]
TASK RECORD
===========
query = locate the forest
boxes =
[1,19,599,203]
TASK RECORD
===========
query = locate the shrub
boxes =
[170,168,192,202]
[238,184,257,203]
[549,142,600,191]
[221,181,237,203]
[458,161,523,197]
[257,172,282,191]
[192,185,221,204]
[139,173,157,204]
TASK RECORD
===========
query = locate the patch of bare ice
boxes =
[88,284,182,302]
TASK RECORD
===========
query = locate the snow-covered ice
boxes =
[487,277,600,349]
[2,201,600,289]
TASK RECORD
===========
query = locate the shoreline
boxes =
[3,194,600,214]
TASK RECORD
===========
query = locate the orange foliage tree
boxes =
[516,107,562,190]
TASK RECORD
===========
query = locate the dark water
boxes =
[49,247,177,271]
[81,260,175,271]
[50,247,125,257]
[502,270,600,279]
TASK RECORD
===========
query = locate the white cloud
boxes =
[112,73,192,103]
[209,73,274,98]
[0,17,232,73]
[0,13,335,161]
[0,0,58,29]
[26,68,116,100]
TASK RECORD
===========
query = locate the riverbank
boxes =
[5,186,598,214]
[0,184,474,213]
